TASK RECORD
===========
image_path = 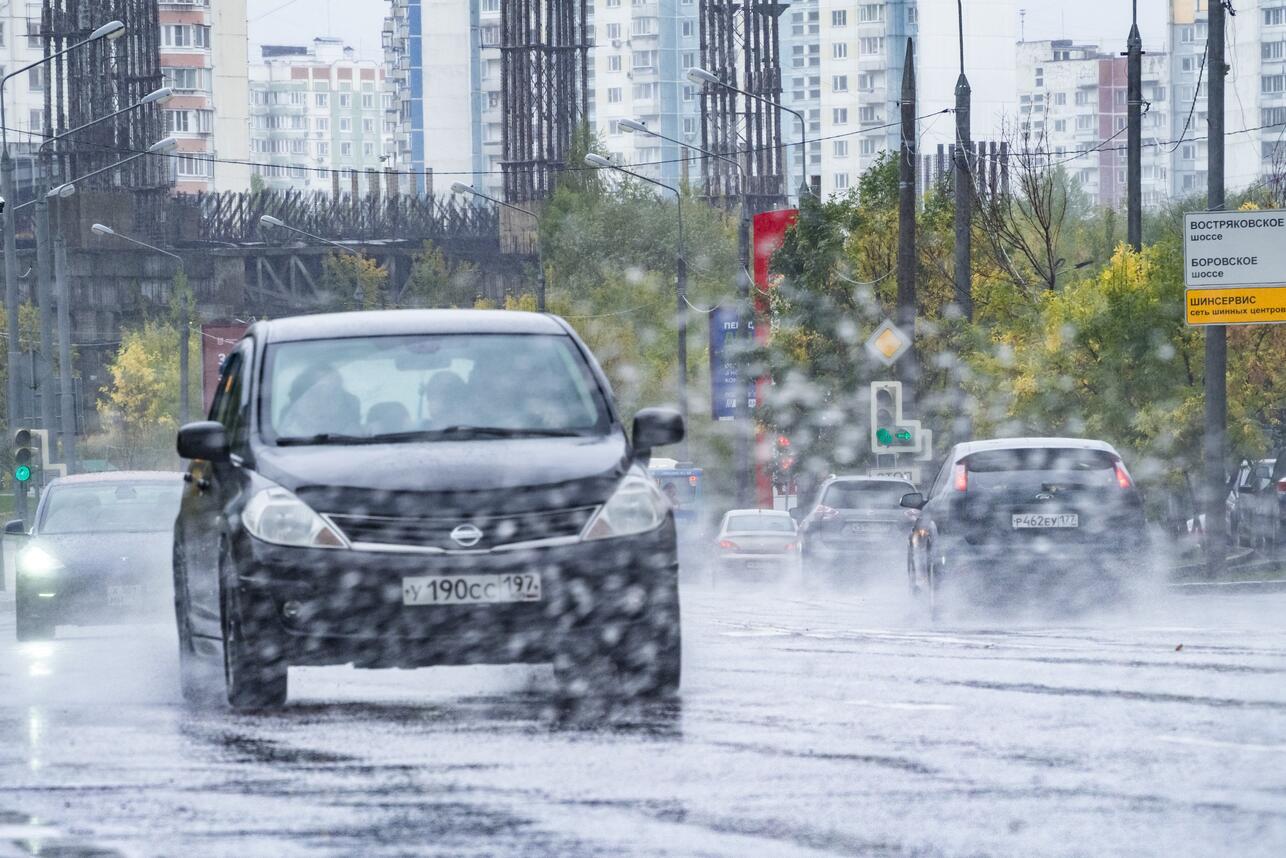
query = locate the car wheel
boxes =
[220,550,287,710]
[15,595,54,642]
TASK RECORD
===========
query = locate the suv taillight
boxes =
[1277,478,1286,494]
[953,464,968,492]
[1113,460,1134,489]
[719,539,739,550]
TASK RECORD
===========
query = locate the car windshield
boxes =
[821,481,914,509]
[38,482,181,535]
[263,334,611,444]
[965,448,1121,495]
[725,514,794,534]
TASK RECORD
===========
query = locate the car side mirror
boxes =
[4,519,27,536]
[900,492,926,510]
[177,421,230,463]
[788,506,806,522]
[632,407,685,460]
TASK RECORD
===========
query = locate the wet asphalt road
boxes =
[1,576,1285,858]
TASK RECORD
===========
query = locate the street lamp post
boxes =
[42,136,177,471]
[29,86,173,453]
[1,18,125,513]
[450,182,546,312]
[90,223,190,424]
[686,66,812,201]
[259,214,367,307]
[584,153,689,456]
[619,118,755,504]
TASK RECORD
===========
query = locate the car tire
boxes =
[15,595,54,642]
[220,550,287,711]
[554,619,681,700]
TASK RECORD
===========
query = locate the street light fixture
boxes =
[450,182,547,311]
[1,17,127,512]
[686,66,812,200]
[619,117,756,502]
[583,153,689,453]
[90,222,189,423]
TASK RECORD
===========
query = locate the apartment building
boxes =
[248,38,392,193]
[1015,39,1172,209]
[0,2,52,194]
[159,0,250,193]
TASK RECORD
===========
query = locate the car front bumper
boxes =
[230,521,680,669]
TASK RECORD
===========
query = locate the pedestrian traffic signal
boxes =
[869,381,921,454]
[13,428,33,482]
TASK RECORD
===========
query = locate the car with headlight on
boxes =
[712,508,799,581]
[8,472,184,641]
[901,437,1148,607]
[172,310,685,709]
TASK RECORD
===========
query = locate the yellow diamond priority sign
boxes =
[865,320,912,366]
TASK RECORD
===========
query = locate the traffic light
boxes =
[869,381,921,454]
[13,428,33,483]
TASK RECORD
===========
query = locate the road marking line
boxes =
[1156,735,1286,753]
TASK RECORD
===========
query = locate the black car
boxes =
[901,438,1148,606]
[9,472,184,641]
[173,310,685,709]
[793,476,917,576]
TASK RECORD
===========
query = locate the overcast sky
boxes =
[246,0,1172,64]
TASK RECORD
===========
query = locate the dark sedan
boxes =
[9,472,184,641]
[173,309,685,709]
[794,476,917,578]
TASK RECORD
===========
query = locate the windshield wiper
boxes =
[275,432,374,446]
[430,425,586,439]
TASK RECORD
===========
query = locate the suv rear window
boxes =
[821,481,914,508]
[964,448,1121,496]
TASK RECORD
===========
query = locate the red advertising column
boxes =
[752,209,798,508]
[200,323,250,415]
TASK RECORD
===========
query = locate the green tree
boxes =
[319,252,390,310]
[401,241,482,308]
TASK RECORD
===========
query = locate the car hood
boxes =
[251,432,633,515]
[30,530,173,575]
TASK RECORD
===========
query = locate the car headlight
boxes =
[242,484,348,549]
[18,545,63,576]
[582,468,670,541]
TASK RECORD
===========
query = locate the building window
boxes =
[341,142,353,157]
[27,20,40,49]
[316,117,330,132]
[339,93,352,108]
[681,20,694,37]
[831,10,847,27]
[833,107,848,125]
[340,117,352,132]
[316,92,329,107]
[833,140,848,157]
[1263,74,1286,94]
[1035,67,1044,87]
[362,93,375,109]
[858,4,884,23]
[364,142,375,157]
[176,155,210,178]
[682,117,697,135]
[608,55,622,72]
[606,23,621,40]
[318,142,330,157]
[363,118,374,133]
[1054,92,1067,105]
[859,37,884,57]
[1266,8,1286,27]
[832,75,848,92]
[607,87,622,104]
[860,138,876,156]
[832,42,847,60]
[834,172,849,190]
[27,66,42,91]
[633,50,658,70]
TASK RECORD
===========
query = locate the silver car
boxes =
[713,509,800,580]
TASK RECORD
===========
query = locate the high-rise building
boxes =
[1,3,53,194]
[248,39,392,193]
[159,0,250,193]
[1015,39,1172,209]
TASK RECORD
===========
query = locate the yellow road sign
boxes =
[1185,286,1286,326]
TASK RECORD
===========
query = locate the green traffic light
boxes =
[876,428,893,446]
[14,465,31,482]
[895,429,913,442]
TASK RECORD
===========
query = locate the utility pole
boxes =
[2,151,25,520]
[954,1,973,322]
[897,38,918,407]
[1126,0,1143,251]
[1205,0,1227,579]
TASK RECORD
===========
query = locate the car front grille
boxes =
[323,506,599,553]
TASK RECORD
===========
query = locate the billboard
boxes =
[752,209,798,506]
[708,307,756,420]
[200,323,249,414]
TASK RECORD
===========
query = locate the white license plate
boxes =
[1012,513,1080,529]
[402,573,542,606]
[106,584,142,606]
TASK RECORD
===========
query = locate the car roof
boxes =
[952,437,1119,459]
[46,471,183,488]
[723,508,791,517]
[254,309,568,344]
